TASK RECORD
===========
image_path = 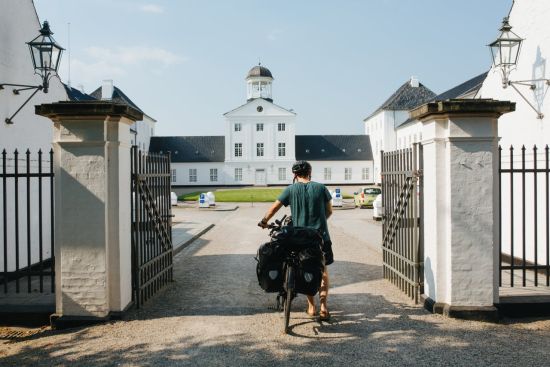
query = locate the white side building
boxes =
[363,77,436,184]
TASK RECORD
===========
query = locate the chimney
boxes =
[102,79,114,100]
[410,76,419,88]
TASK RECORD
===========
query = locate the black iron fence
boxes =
[1,149,54,294]
[381,144,423,303]
[499,145,550,287]
[131,146,173,308]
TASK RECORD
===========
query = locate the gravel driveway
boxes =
[1,203,550,366]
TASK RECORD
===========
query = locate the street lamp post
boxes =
[1,21,64,124]
[489,17,548,119]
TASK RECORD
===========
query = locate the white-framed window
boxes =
[362,167,369,181]
[256,123,264,132]
[324,167,332,181]
[345,168,352,181]
[278,142,286,157]
[257,143,264,157]
[278,167,286,181]
[278,123,286,131]
[234,143,242,157]
[171,169,177,183]
[234,123,241,132]
[210,168,218,182]
[234,168,242,182]
[189,168,197,183]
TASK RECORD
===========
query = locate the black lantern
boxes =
[0,20,64,124]
[27,21,64,93]
[488,17,523,87]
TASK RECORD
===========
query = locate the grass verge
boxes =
[179,188,284,202]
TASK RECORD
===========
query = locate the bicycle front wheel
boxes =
[283,266,295,334]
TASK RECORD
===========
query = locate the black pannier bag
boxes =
[295,246,325,296]
[256,241,284,292]
[271,226,323,250]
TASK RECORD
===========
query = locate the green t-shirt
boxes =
[277,181,332,242]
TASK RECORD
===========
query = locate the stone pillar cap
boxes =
[410,99,515,121]
[36,101,143,122]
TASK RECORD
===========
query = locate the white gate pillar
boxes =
[36,102,142,327]
[411,99,514,320]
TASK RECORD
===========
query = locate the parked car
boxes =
[372,194,384,220]
[354,186,382,208]
[171,192,178,206]
[331,188,343,207]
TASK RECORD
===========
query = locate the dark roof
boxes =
[90,86,143,113]
[63,84,97,101]
[364,80,436,121]
[247,65,273,79]
[394,72,489,130]
[149,136,225,162]
[433,71,488,101]
[295,135,373,161]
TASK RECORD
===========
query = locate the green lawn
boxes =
[179,188,284,202]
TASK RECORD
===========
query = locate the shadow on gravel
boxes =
[4,293,550,366]
[128,257,384,319]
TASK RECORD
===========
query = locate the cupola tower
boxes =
[246,64,273,102]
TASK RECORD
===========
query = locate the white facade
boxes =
[478,0,550,266]
[223,97,296,186]
[0,1,68,273]
[364,110,409,184]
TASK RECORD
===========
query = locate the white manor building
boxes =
[151,65,374,187]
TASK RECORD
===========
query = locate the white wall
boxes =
[132,114,156,151]
[310,160,374,185]
[0,0,68,273]
[364,110,407,183]
[479,0,550,266]
[395,121,423,149]
[171,160,374,186]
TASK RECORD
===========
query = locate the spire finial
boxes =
[258,57,261,66]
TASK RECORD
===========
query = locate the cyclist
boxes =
[259,160,333,321]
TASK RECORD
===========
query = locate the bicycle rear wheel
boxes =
[283,266,295,334]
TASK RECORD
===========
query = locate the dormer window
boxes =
[305,149,310,154]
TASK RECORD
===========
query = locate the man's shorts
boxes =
[322,240,334,266]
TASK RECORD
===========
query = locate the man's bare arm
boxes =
[325,201,333,219]
[259,200,284,227]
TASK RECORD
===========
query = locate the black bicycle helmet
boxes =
[292,160,312,177]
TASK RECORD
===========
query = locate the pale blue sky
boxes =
[34,0,513,136]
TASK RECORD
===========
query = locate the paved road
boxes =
[2,204,550,366]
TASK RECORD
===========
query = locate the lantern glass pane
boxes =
[40,44,54,69]
[31,46,42,69]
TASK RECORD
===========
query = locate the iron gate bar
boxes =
[547,145,549,286]
[2,150,6,293]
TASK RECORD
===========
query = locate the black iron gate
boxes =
[381,144,423,303]
[499,145,550,289]
[131,146,173,307]
[1,149,55,295]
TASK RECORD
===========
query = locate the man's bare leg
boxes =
[306,295,316,316]
[319,268,329,317]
